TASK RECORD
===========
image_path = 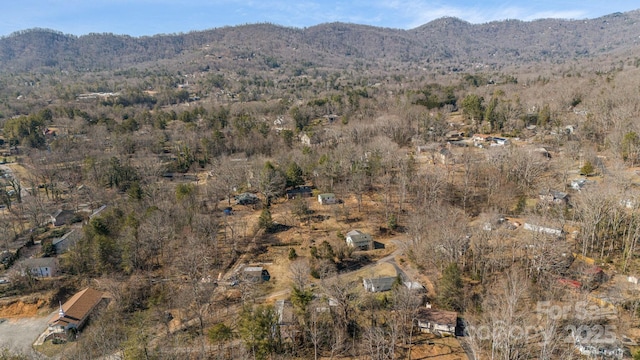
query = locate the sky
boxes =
[2,0,639,37]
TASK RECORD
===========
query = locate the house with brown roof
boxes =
[47,288,107,336]
[416,304,457,336]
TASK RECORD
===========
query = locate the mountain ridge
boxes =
[2,10,640,73]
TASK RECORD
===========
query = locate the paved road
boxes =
[459,337,476,360]
[0,311,54,358]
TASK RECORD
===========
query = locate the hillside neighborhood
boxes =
[2,9,640,360]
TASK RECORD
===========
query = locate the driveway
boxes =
[0,311,54,357]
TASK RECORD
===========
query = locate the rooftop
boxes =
[49,288,105,328]
[416,307,457,327]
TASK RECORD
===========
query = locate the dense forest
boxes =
[1,10,640,360]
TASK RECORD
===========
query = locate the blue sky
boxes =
[2,0,639,37]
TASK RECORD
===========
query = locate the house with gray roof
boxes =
[346,230,373,250]
[363,276,397,292]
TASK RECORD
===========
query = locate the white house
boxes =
[318,193,337,205]
[492,137,510,146]
[523,223,563,237]
[363,277,396,292]
[345,230,373,250]
[403,281,426,292]
[21,258,58,278]
[571,178,588,191]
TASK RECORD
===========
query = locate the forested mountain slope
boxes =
[1,10,640,72]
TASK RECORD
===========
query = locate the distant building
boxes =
[492,137,510,146]
[50,209,77,227]
[345,230,373,250]
[323,114,339,124]
[472,134,493,143]
[243,266,271,282]
[235,193,258,205]
[52,229,81,254]
[21,258,58,278]
[445,131,465,141]
[403,281,426,292]
[523,223,563,237]
[538,190,568,204]
[571,178,588,191]
[438,148,454,165]
[363,276,396,292]
[318,193,337,205]
[575,343,623,359]
[300,132,322,146]
[416,305,457,336]
[286,186,313,199]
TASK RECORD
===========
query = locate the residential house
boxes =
[273,116,288,131]
[52,229,81,254]
[472,134,493,143]
[538,190,568,204]
[403,281,426,292]
[50,209,77,227]
[416,304,457,336]
[286,186,313,200]
[21,258,58,278]
[523,223,563,237]
[318,193,337,205]
[575,343,624,359]
[47,288,107,336]
[571,178,588,191]
[243,266,271,282]
[323,114,339,124]
[445,131,465,141]
[438,148,454,165]
[363,276,397,292]
[235,193,258,205]
[492,137,510,146]
[300,132,321,146]
[345,230,373,250]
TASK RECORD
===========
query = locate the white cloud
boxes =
[376,0,592,28]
